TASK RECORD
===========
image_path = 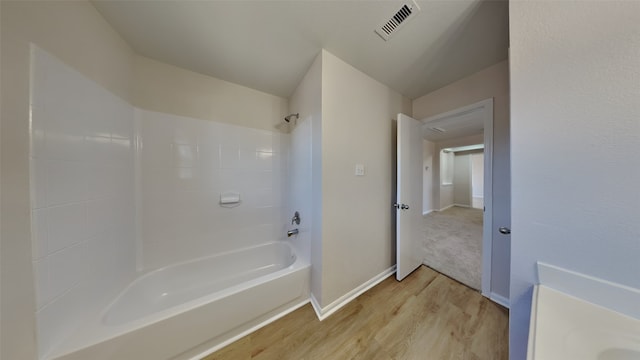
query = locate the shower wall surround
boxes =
[285,115,313,264]
[137,109,289,270]
[30,47,136,356]
[30,47,291,358]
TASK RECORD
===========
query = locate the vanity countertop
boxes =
[527,285,640,360]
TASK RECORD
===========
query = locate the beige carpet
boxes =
[422,206,483,290]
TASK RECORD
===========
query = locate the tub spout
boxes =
[287,229,299,237]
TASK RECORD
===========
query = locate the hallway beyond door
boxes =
[422,206,483,290]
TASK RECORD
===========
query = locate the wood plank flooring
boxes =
[203,266,508,360]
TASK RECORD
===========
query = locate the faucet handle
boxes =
[291,211,301,225]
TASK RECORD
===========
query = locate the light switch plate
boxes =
[355,164,365,176]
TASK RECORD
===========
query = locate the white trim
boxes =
[466,152,473,210]
[489,292,510,308]
[479,99,494,298]
[438,203,475,210]
[443,144,484,153]
[421,98,495,299]
[453,203,471,208]
[422,209,434,216]
[527,286,540,360]
[537,262,640,319]
[309,293,323,319]
[310,266,396,321]
[421,100,489,124]
[189,298,310,360]
[133,110,144,271]
[439,204,455,212]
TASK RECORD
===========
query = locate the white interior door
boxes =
[396,113,424,281]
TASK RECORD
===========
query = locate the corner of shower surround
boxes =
[28,45,310,359]
[29,45,137,358]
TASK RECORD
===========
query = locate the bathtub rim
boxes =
[49,240,308,359]
[128,240,297,285]
[102,240,298,322]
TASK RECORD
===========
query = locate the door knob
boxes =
[499,227,511,235]
[393,203,410,210]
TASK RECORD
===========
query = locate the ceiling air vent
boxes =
[375,1,421,41]
[428,127,446,133]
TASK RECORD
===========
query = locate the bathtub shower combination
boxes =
[53,243,309,360]
[30,47,310,359]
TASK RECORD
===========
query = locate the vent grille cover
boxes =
[375,1,421,41]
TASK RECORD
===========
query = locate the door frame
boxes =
[420,98,494,297]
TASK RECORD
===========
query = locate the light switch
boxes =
[355,164,365,176]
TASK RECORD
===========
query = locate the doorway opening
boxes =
[419,99,493,295]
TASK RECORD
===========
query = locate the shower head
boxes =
[284,113,299,123]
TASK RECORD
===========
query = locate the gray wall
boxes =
[319,50,411,308]
[453,154,471,206]
[413,60,510,304]
[471,153,484,199]
[509,2,640,358]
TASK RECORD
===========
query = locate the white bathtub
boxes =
[49,242,310,360]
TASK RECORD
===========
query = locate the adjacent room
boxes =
[418,97,495,293]
[2,1,639,360]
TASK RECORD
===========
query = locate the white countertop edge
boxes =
[537,262,640,320]
[527,285,540,360]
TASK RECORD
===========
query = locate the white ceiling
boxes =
[92,0,508,99]
[421,109,484,141]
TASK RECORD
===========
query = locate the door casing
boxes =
[420,99,495,298]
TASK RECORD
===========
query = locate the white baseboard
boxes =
[439,204,475,211]
[489,292,510,308]
[309,294,323,319]
[310,265,396,321]
[439,204,455,211]
[422,209,434,215]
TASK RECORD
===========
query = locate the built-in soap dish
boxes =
[220,192,241,207]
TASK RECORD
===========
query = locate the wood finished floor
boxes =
[203,266,508,360]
